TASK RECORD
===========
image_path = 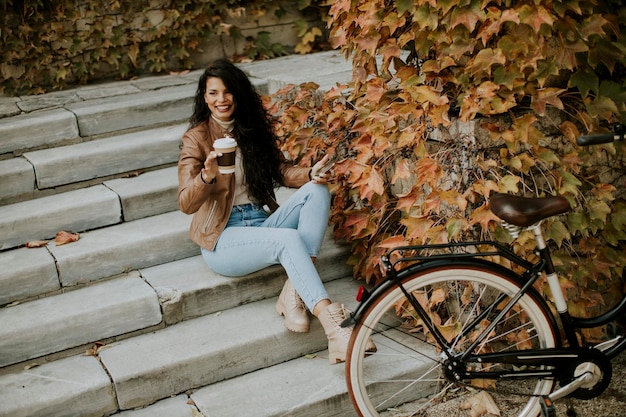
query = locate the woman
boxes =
[178,59,374,364]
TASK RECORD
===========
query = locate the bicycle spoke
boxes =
[373,363,444,410]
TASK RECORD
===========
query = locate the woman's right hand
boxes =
[201,150,221,183]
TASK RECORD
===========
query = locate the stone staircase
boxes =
[0,51,362,417]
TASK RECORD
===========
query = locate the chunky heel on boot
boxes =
[276,280,310,333]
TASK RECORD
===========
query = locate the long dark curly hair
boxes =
[189,59,284,205]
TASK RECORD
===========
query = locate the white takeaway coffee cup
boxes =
[213,137,237,174]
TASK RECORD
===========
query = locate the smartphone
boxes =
[317,154,337,175]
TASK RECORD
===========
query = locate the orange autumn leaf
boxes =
[378,235,409,249]
[54,231,80,246]
[396,189,420,212]
[415,156,441,186]
[470,204,500,231]
[401,215,434,240]
[461,390,501,417]
[358,168,385,200]
[365,78,386,103]
[26,240,48,248]
[391,158,413,184]
[436,320,462,343]
[429,287,446,307]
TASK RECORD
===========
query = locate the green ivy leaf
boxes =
[498,175,521,193]
[610,203,626,230]
[585,95,620,120]
[293,19,309,37]
[599,80,626,109]
[566,211,589,237]
[587,199,611,224]
[558,171,582,195]
[569,67,599,98]
[493,65,524,90]
[396,0,414,15]
[536,149,560,165]
[588,38,623,72]
[545,220,570,247]
[446,218,467,241]
[604,223,626,246]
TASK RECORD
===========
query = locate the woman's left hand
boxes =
[310,155,333,184]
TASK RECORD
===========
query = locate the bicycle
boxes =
[342,125,626,417]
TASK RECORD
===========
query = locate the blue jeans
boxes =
[201,182,331,310]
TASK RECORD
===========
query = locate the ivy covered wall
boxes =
[0,0,328,95]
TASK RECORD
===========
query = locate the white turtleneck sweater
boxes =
[211,115,253,207]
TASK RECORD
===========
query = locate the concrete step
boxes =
[104,166,178,222]
[0,124,183,205]
[0,278,362,417]
[189,326,427,417]
[0,184,122,251]
[0,164,179,250]
[189,344,357,417]
[0,209,197,305]
[45,210,197,286]
[0,156,36,204]
[65,84,195,137]
[0,355,118,417]
[0,246,59,306]
[23,123,186,190]
[0,273,162,368]
[0,84,194,158]
[238,51,353,94]
[0,108,80,155]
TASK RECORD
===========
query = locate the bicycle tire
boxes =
[346,264,559,417]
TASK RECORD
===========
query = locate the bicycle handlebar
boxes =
[576,124,625,146]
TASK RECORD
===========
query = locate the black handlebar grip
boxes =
[576,133,617,146]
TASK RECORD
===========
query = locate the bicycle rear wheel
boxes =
[346,265,558,417]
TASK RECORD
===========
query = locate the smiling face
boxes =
[204,77,235,122]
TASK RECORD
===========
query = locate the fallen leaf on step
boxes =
[54,231,80,246]
[84,342,105,356]
[304,353,318,359]
[25,240,48,248]
[460,391,500,417]
[123,170,144,178]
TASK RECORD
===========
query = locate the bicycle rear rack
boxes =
[386,240,537,274]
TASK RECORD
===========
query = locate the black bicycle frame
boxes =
[390,256,548,364]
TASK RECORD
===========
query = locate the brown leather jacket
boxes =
[178,118,311,250]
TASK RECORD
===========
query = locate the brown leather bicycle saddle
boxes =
[489,193,571,227]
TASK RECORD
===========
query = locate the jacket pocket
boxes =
[202,200,218,233]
